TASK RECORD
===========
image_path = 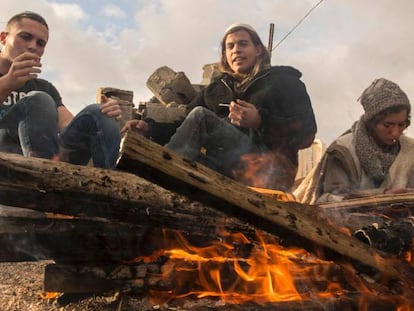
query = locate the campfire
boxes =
[92,220,408,310]
[0,131,414,310]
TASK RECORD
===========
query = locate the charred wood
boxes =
[353,218,414,257]
[0,215,149,263]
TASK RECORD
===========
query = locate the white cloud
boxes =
[102,4,126,19]
[49,2,88,22]
[1,0,414,144]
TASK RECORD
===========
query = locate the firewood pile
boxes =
[0,130,414,310]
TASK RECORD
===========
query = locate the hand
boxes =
[120,119,150,137]
[2,52,42,91]
[100,95,122,120]
[228,99,261,129]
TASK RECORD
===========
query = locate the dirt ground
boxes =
[0,261,157,311]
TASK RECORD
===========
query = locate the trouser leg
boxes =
[166,106,258,176]
[0,91,59,159]
[59,104,121,168]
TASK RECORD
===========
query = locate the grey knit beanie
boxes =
[359,78,411,121]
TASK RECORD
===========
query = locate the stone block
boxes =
[146,66,197,106]
[96,87,134,103]
[96,87,135,128]
[201,63,221,85]
[141,102,186,123]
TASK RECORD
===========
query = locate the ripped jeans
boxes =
[0,91,121,169]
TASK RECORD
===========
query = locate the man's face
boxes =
[0,17,49,61]
[225,30,262,75]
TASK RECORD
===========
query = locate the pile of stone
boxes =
[96,64,220,128]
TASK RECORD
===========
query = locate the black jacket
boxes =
[148,66,317,161]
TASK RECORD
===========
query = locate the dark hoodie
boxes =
[148,66,317,163]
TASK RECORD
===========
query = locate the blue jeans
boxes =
[0,92,120,169]
[0,91,59,158]
[165,106,261,177]
[59,104,121,169]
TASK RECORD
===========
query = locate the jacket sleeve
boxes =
[260,76,317,152]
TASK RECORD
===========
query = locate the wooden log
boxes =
[0,152,262,241]
[319,193,414,211]
[116,131,414,285]
[0,215,150,263]
[0,212,281,264]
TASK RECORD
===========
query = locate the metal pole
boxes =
[268,23,275,59]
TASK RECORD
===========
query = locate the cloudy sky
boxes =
[1,0,413,144]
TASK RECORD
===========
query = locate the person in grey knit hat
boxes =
[294,77,414,204]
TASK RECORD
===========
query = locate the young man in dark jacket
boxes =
[124,24,316,191]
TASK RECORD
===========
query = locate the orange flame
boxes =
[147,230,345,305]
[39,291,61,299]
[136,229,414,310]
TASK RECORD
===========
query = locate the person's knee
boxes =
[20,91,57,117]
[24,91,55,106]
[189,106,208,117]
[79,103,101,115]
[76,103,120,135]
[187,106,213,122]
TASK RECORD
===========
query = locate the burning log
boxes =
[117,131,414,285]
[353,218,414,258]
